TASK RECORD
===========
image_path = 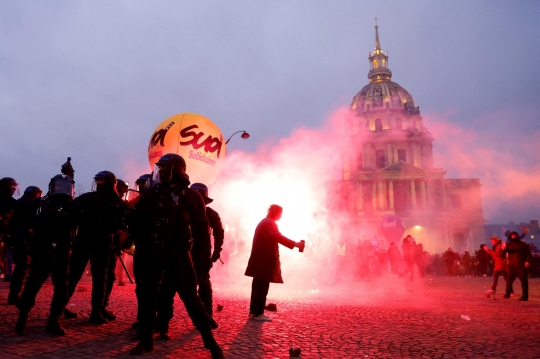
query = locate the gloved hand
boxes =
[211,250,221,263]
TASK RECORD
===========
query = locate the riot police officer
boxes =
[0,177,19,243]
[7,186,42,304]
[156,182,224,333]
[129,154,223,358]
[63,171,128,323]
[15,175,79,335]
[102,179,130,319]
[190,182,225,321]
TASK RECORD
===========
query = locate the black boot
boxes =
[89,310,109,325]
[101,308,117,321]
[158,323,171,341]
[130,340,153,355]
[209,316,219,329]
[63,308,78,319]
[15,310,29,335]
[200,329,224,359]
[46,318,67,336]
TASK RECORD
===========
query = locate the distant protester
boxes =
[475,244,489,277]
[443,247,457,276]
[503,232,533,301]
[484,238,507,296]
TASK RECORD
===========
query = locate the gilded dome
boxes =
[350,81,419,115]
[349,25,420,115]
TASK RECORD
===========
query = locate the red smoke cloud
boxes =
[121,105,539,286]
[424,109,540,223]
[210,108,351,286]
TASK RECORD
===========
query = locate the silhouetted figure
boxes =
[7,186,42,304]
[476,245,489,277]
[387,241,401,275]
[129,154,223,358]
[461,251,473,276]
[399,235,415,282]
[245,204,305,321]
[443,247,457,276]
[503,232,533,301]
[15,175,79,336]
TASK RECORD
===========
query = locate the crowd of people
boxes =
[0,155,537,357]
[0,155,226,358]
[329,232,538,300]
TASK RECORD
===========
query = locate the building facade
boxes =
[333,25,486,253]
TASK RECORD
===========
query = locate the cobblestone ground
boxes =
[1,275,539,358]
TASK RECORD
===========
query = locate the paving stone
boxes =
[0,276,538,358]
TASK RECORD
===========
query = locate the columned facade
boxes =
[330,25,486,253]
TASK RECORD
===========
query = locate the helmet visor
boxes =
[153,164,172,184]
[50,180,74,197]
[136,177,150,191]
[11,184,20,196]
[117,183,129,200]
[126,189,140,202]
[91,178,106,192]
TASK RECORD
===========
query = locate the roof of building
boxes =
[349,25,419,115]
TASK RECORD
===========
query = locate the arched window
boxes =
[374,118,383,131]
[395,118,403,130]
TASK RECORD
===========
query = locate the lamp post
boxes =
[225,131,250,145]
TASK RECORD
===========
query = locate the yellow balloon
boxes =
[148,113,227,184]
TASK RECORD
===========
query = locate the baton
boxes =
[118,252,134,284]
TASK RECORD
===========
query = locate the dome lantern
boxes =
[368,24,392,83]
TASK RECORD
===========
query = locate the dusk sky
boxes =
[1,1,539,224]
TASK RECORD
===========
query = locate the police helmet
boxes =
[23,186,42,200]
[135,174,151,191]
[116,179,129,198]
[49,175,75,197]
[153,153,189,184]
[91,171,117,192]
[190,182,213,204]
[0,177,20,196]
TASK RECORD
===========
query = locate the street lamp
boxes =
[225,130,250,145]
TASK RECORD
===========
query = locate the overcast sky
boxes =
[1,1,539,223]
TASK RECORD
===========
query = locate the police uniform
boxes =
[7,190,41,304]
[129,153,222,358]
[66,189,127,322]
[16,189,80,335]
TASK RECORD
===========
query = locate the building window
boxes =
[451,194,462,209]
[395,118,403,129]
[398,149,407,162]
[375,118,383,131]
[376,150,385,169]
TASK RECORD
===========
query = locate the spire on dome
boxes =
[368,21,392,83]
[375,20,381,51]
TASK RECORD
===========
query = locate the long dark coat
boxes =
[244,217,295,283]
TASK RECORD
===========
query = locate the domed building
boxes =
[334,25,486,254]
